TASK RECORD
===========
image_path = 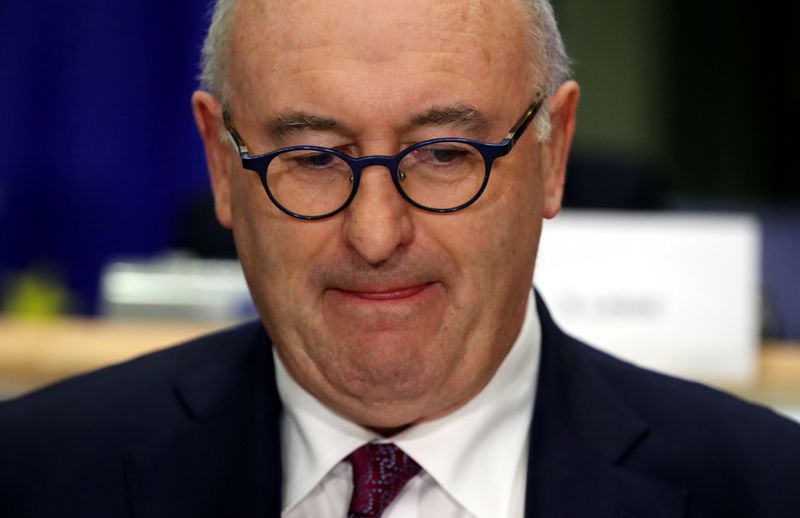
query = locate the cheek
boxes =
[230,175,279,278]
[459,161,543,289]
[229,174,327,329]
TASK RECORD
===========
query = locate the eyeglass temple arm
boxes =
[223,110,250,156]
[504,96,545,147]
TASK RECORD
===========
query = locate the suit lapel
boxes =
[124,325,284,518]
[526,294,688,517]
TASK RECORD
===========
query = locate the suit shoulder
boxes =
[568,335,800,474]
[575,336,798,432]
[0,321,271,515]
[0,320,266,436]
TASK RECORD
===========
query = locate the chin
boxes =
[337,365,432,403]
[343,399,433,436]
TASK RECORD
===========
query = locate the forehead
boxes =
[228,0,533,123]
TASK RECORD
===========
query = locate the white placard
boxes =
[101,254,254,322]
[534,210,760,384]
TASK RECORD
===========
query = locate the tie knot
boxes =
[347,443,422,518]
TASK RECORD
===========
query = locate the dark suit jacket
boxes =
[1,295,799,517]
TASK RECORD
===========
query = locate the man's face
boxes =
[193,0,577,431]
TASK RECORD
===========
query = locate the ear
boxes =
[540,80,580,219]
[191,90,234,229]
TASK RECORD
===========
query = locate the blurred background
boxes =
[0,1,798,407]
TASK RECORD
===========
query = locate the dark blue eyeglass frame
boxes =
[224,97,544,220]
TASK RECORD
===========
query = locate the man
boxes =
[1,0,798,517]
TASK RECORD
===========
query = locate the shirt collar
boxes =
[275,289,541,518]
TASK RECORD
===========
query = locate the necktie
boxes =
[347,443,422,518]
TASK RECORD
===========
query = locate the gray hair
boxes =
[199,0,570,141]
[199,0,238,105]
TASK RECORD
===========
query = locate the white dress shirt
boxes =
[276,290,541,518]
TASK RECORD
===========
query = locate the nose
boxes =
[342,164,414,265]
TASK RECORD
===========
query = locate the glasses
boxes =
[224,97,544,220]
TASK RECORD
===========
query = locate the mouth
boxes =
[331,282,436,302]
[323,281,445,332]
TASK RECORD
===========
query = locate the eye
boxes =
[414,146,470,166]
[430,148,466,163]
[295,152,336,168]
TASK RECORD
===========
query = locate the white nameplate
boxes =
[535,210,760,385]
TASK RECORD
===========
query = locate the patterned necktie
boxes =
[346,443,422,518]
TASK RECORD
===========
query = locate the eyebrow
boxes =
[266,112,342,141]
[264,103,491,142]
[406,103,490,135]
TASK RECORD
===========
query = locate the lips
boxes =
[332,282,435,301]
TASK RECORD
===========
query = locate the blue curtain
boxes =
[0,0,213,313]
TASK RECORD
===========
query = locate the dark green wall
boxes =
[553,0,800,203]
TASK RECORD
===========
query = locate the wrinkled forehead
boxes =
[226,0,534,114]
